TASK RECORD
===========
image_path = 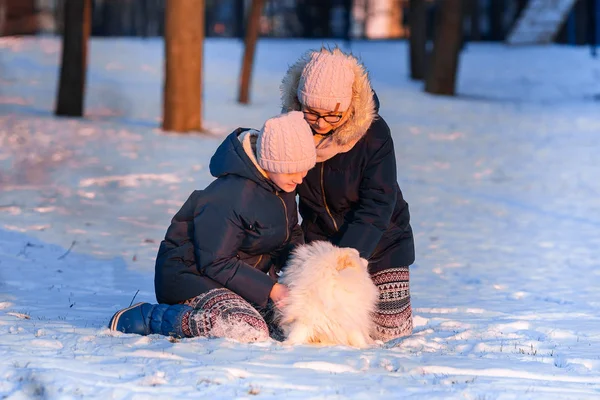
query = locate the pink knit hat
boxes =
[257,111,316,174]
[297,51,355,112]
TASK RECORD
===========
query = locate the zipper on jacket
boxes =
[320,163,338,231]
[276,192,290,242]
[253,254,263,267]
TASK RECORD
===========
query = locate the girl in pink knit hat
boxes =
[281,47,415,343]
[108,111,315,342]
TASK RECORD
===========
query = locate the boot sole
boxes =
[109,302,144,331]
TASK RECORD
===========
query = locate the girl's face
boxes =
[266,170,308,193]
[301,106,351,135]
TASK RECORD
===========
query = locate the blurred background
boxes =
[1,0,598,45]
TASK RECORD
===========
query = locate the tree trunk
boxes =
[55,0,91,117]
[366,0,399,38]
[238,0,265,104]
[409,0,427,80]
[425,0,463,96]
[2,0,38,35]
[321,0,333,38]
[163,0,204,132]
[515,0,527,19]
[235,0,245,38]
[342,0,352,41]
[296,0,310,38]
[488,0,503,41]
[469,0,481,41]
[589,0,598,56]
[389,0,405,38]
[0,0,6,36]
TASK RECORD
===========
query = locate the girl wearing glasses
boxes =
[280,47,415,342]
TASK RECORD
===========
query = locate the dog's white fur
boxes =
[275,241,379,348]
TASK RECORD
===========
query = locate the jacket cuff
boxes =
[227,263,276,308]
[336,223,383,260]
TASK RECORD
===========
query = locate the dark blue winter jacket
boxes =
[154,129,303,307]
[297,115,415,274]
[281,51,415,274]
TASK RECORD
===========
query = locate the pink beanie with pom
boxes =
[297,51,355,112]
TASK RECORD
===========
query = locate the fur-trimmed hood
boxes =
[280,47,377,146]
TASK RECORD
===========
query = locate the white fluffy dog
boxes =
[275,241,379,348]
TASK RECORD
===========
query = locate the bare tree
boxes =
[163,0,204,132]
[488,0,504,41]
[425,0,464,96]
[238,0,265,104]
[0,0,6,36]
[588,0,597,57]
[408,0,427,80]
[468,0,481,41]
[55,0,91,117]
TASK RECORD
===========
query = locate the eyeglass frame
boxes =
[302,110,344,124]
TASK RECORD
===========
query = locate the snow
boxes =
[1,36,600,399]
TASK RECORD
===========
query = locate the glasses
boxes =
[302,110,343,124]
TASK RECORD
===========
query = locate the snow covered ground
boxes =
[1,36,600,399]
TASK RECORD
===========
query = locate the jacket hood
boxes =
[209,128,277,192]
[280,47,378,146]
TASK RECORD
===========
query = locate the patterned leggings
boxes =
[370,266,413,342]
[177,267,412,344]
[180,288,270,342]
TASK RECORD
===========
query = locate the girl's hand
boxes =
[269,283,289,308]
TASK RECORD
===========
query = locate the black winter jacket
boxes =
[297,116,415,274]
[154,129,303,307]
[281,48,415,274]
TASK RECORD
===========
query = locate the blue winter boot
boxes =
[109,302,155,335]
[109,302,192,338]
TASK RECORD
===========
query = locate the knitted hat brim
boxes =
[258,157,316,174]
